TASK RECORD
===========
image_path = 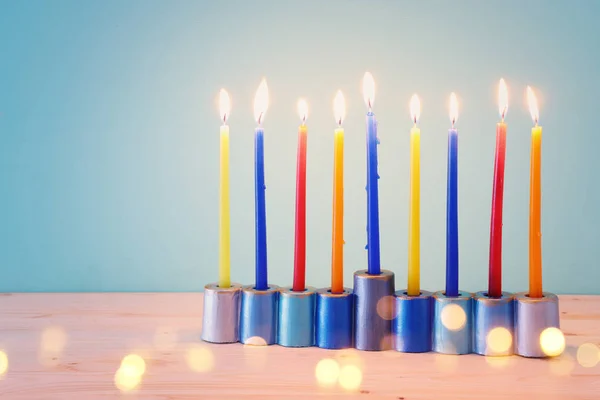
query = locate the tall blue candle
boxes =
[363,72,381,276]
[445,93,459,297]
[253,79,269,290]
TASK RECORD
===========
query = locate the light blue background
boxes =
[1,0,598,293]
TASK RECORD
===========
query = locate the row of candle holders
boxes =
[201,270,560,358]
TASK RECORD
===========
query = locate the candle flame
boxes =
[334,90,346,126]
[527,86,539,125]
[297,98,308,123]
[498,78,508,120]
[449,92,458,127]
[253,78,269,125]
[219,89,231,124]
[410,94,421,125]
[362,72,375,110]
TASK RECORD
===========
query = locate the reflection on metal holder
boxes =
[201,283,242,344]
[432,291,473,355]
[239,285,279,345]
[393,290,433,353]
[277,287,316,347]
[514,292,560,358]
[315,287,354,349]
[354,269,395,351]
[473,291,515,356]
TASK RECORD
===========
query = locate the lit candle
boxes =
[407,94,421,296]
[445,93,459,297]
[331,90,346,294]
[253,79,269,290]
[218,89,231,288]
[488,79,508,298]
[363,72,381,276]
[527,86,543,298]
[292,99,308,292]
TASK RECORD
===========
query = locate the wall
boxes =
[1,0,598,293]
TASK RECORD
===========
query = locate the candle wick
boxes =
[258,112,263,126]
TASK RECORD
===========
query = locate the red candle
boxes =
[488,79,508,298]
[293,99,308,292]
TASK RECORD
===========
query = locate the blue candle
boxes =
[363,72,381,276]
[445,93,459,297]
[253,79,269,290]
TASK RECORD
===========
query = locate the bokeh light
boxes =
[539,327,565,357]
[576,343,599,368]
[339,365,362,391]
[315,358,339,387]
[0,350,8,377]
[440,304,466,331]
[39,326,68,366]
[115,365,142,392]
[114,353,146,392]
[244,336,267,346]
[41,326,67,353]
[376,296,396,320]
[486,327,513,354]
[121,354,146,376]
[185,345,214,373]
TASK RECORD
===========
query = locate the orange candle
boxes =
[331,90,345,293]
[527,86,543,298]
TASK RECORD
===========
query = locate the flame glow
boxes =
[253,79,269,124]
[297,99,308,123]
[449,92,459,126]
[498,78,508,119]
[527,86,540,124]
[334,90,346,126]
[219,89,230,124]
[410,94,421,124]
[362,72,375,109]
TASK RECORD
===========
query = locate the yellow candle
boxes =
[331,90,346,294]
[218,89,231,288]
[527,86,543,298]
[407,94,421,296]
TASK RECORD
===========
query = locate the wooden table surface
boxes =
[0,293,598,399]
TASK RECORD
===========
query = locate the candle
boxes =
[363,72,381,276]
[488,79,508,298]
[527,86,543,298]
[253,79,269,290]
[407,94,421,296]
[331,90,346,293]
[218,89,231,288]
[292,99,308,292]
[445,93,459,297]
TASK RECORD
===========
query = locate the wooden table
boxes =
[0,293,598,399]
